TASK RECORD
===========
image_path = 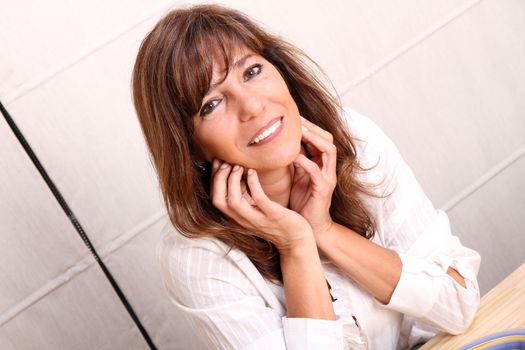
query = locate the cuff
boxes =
[383,253,446,317]
[282,316,344,349]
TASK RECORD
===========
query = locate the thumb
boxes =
[293,155,308,179]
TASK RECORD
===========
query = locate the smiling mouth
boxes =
[248,117,283,146]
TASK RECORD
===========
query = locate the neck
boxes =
[256,164,294,208]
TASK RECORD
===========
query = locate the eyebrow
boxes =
[204,54,254,97]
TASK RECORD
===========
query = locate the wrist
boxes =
[311,217,335,237]
[314,220,338,250]
[278,234,317,259]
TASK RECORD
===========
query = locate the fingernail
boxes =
[302,125,308,132]
[247,169,254,176]
[233,165,240,172]
[212,159,219,169]
[220,162,229,169]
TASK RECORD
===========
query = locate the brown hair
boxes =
[132,4,378,283]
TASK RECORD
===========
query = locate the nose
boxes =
[236,89,265,122]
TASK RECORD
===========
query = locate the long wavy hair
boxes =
[132,4,379,283]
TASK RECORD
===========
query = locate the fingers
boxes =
[211,160,263,227]
[246,169,279,214]
[210,160,311,246]
[210,159,232,212]
[227,165,262,225]
[301,116,333,143]
[240,180,255,206]
[293,153,326,190]
[294,145,308,178]
[227,165,244,206]
[300,118,337,177]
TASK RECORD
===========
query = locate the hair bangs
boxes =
[171,14,263,120]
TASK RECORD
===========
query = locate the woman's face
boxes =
[192,48,302,172]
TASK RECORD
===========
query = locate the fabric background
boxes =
[1,1,524,349]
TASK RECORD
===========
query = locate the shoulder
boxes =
[159,221,225,253]
[341,107,401,161]
[158,221,246,269]
[341,106,390,144]
[157,221,257,305]
[340,107,404,194]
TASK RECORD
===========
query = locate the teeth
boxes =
[251,119,282,145]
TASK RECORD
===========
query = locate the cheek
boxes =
[193,117,242,161]
[195,138,222,160]
[286,114,303,141]
[193,129,213,159]
[196,142,213,160]
[194,131,237,162]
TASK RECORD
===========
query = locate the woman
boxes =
[132,4,481,349]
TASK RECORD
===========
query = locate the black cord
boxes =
[1,101,157,350]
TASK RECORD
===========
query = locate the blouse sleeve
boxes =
[344,108,481,336]
[158,232,345,350]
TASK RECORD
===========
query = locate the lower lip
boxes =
[250,117,284,147]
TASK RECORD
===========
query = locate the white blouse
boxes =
[158,107,481,349]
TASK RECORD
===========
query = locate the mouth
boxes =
[248,116,284,146]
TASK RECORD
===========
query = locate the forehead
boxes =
[206,47,258,90]
[210,46,255,76]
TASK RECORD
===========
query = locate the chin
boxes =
[257,141,301,171]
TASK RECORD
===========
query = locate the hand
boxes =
[210,159,314,253]
[289,117,337,238]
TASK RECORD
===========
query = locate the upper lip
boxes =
[247,116,283,145]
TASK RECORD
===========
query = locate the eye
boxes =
[243,64,262,81]
[199,99,222,117]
